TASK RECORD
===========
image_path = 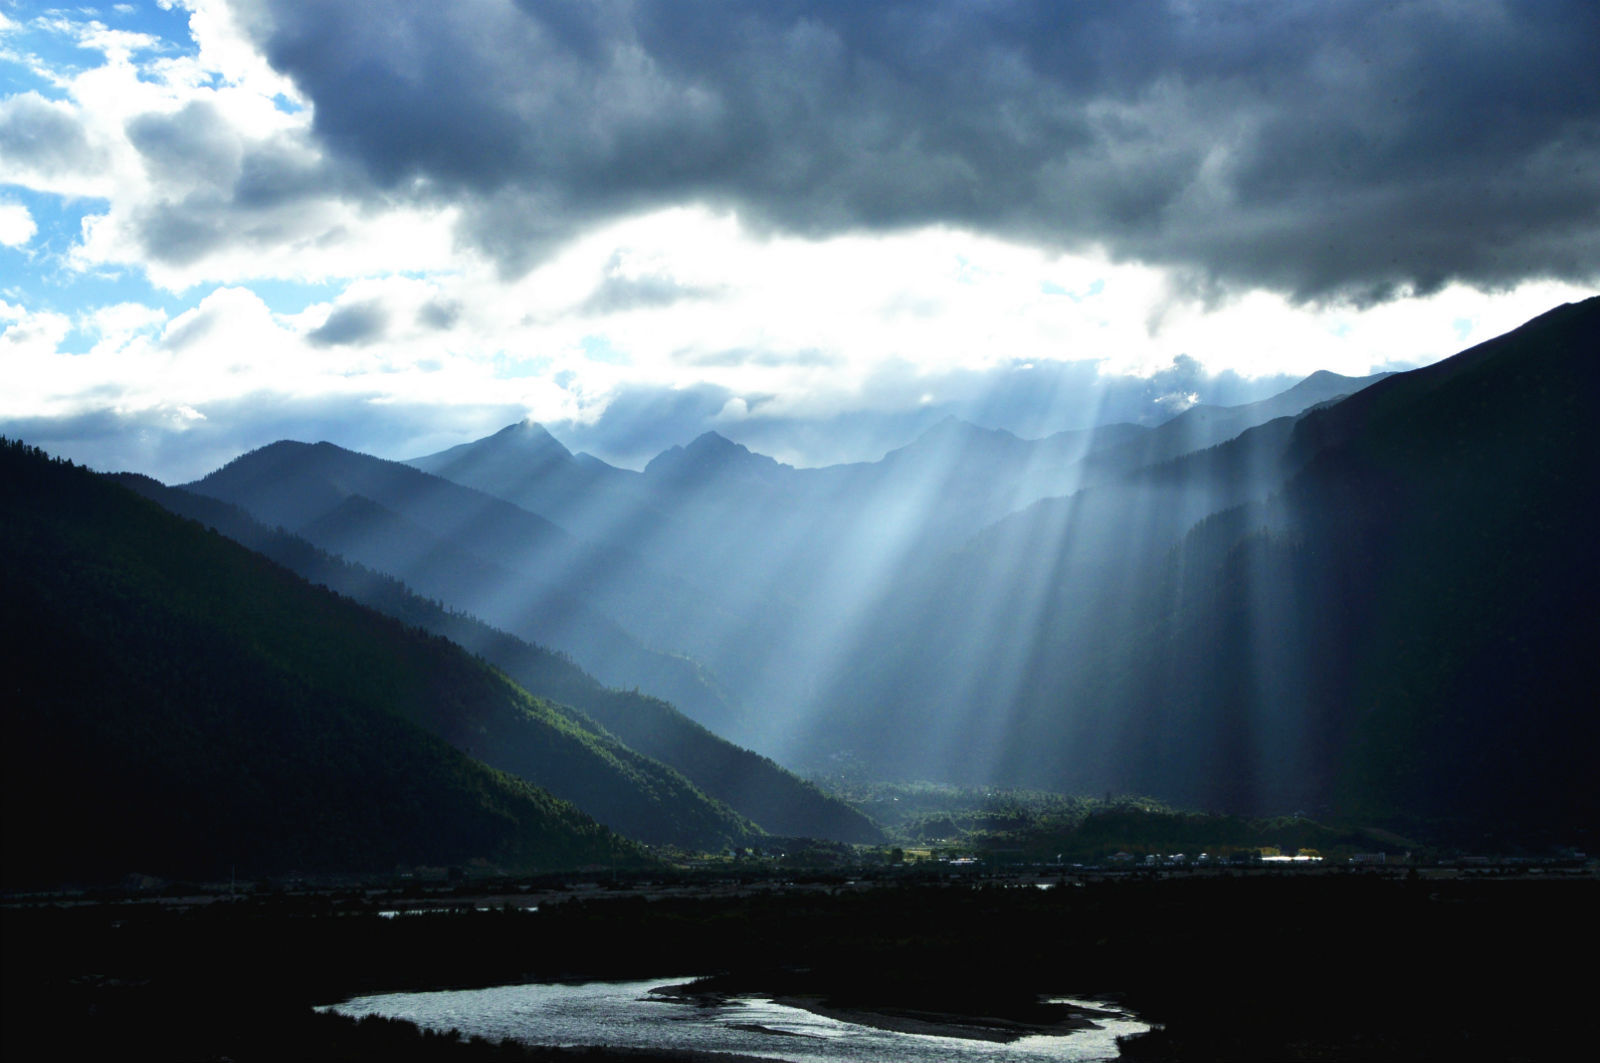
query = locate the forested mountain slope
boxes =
[185,441,741,733]
[1,440,764,887]
[0,440,645,885]
[116,475,882,844]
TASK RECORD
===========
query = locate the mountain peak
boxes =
[886,416,1021,463]
[684,430,742,455]
[923,415,1005,439]
[490,418,572,454]
[407,420,578,477]
[643,431,786,480]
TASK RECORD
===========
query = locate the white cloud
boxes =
[0,4,458,292]
[0,201,36,245]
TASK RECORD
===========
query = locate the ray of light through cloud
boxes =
[2,0,1598,796]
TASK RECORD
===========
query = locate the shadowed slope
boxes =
[185,441,742,734]
[1148,294,1600,834]
[0,440,646,885]
[804,298,1598,840]
[115,475,883,844]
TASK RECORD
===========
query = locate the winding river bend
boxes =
[324,977,1150,1061]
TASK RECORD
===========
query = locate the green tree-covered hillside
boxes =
[1,440,698,884]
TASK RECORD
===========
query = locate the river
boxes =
[323,977,1150,1061]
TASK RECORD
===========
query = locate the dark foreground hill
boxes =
[1142,295,1600,836]
[116,474,883,844]
[0,440,763,885]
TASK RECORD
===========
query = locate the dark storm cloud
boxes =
[127,101,241,188]
[124,115,357,268]
[237,0,1600,303]
[306,301,388,347]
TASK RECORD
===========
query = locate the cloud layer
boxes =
[242,0,1600,302]
[2,1,1597,482]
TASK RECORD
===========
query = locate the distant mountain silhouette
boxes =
[1076,369,1392,482]
[415,378,1374,590]
[403,368,1387,750]
[408,419,657,541]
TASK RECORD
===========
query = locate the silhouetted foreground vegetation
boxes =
[5,871,1593,1060]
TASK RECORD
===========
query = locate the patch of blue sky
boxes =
[1452,316,1473,342]
[0,192,168,320]
[111,1,196,37]
[0,239,35,290]
[0,50,67,99]
[249,278,344,316]
[580,334,629,365]
[494,352,552,379]
[120,1,197,49]
[2,1,192,94]
[2,185,101,255]
[75,0,194,50]
[1040,277,1105,301]
[53,320,97,355]
[16,261,179,312]
[3,15,88,60]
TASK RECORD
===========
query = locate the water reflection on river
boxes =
[325,978,1149,1062]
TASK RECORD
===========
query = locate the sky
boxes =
[2,0,1596,482]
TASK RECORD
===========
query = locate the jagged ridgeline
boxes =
[0,440,745,886]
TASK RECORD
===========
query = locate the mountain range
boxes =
[5,297,1594,882]
[404,299,1595,839]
